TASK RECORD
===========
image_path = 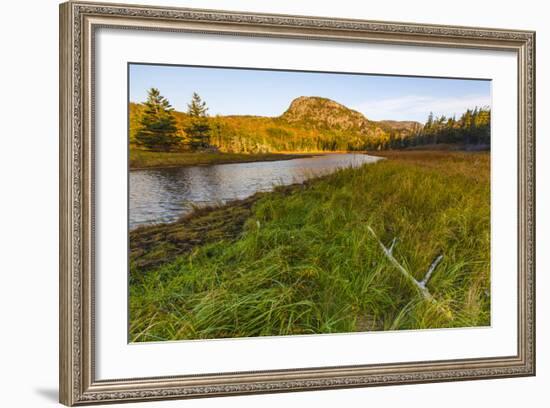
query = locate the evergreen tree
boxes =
[184,92,211,150]
[413,107,490,148]
[135,88,180,151]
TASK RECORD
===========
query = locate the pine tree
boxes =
[413,108,490,148]
[135,88,180,152]
[184,92,211,150]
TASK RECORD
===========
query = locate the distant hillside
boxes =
[130,96,489,153]
[130,96,416,152]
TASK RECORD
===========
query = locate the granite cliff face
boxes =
[280,96,374,134]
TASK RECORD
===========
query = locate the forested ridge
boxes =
[130,90,490,153]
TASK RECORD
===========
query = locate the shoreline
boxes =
[129,183,306,275]
[130,149,485,240]
[129,169,335,233]
[129,150,371,171]
[129,146,486,171]
[129,152,316,171]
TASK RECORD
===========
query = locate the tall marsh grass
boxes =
[129,151,490,341]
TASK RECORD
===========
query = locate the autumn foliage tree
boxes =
[135,88,180,151]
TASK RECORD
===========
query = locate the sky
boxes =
[129,64,491,123]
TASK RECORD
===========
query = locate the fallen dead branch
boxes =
[367,226,443,301]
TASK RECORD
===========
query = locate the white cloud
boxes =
[353,94,491,123]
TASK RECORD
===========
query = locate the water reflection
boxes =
[129,153,381,229]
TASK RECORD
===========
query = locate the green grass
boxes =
[129,151,490,342]
[129,148,313,169]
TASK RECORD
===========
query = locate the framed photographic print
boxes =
[59,1,536,405]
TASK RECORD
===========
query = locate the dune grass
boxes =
[129,151,490,342]
[129,148,312,169]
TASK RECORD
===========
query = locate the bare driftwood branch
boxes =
[367,226,444,302]
[420,254,444,287]
[388,237,397,255]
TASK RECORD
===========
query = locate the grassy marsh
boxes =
[129,151,490,342]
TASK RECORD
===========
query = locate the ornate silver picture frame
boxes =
[59,1,535,405]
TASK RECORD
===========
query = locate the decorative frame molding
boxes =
[59,1,535,405]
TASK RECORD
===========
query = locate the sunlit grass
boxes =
[129,151,490,342]
[129,148,312,169]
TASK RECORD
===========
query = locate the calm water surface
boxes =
[130,153,381,229]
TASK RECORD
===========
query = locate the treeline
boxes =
[130,88,490,153]
[384,108,491,150]
[206,116,387,153]
[130,89,386,153]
